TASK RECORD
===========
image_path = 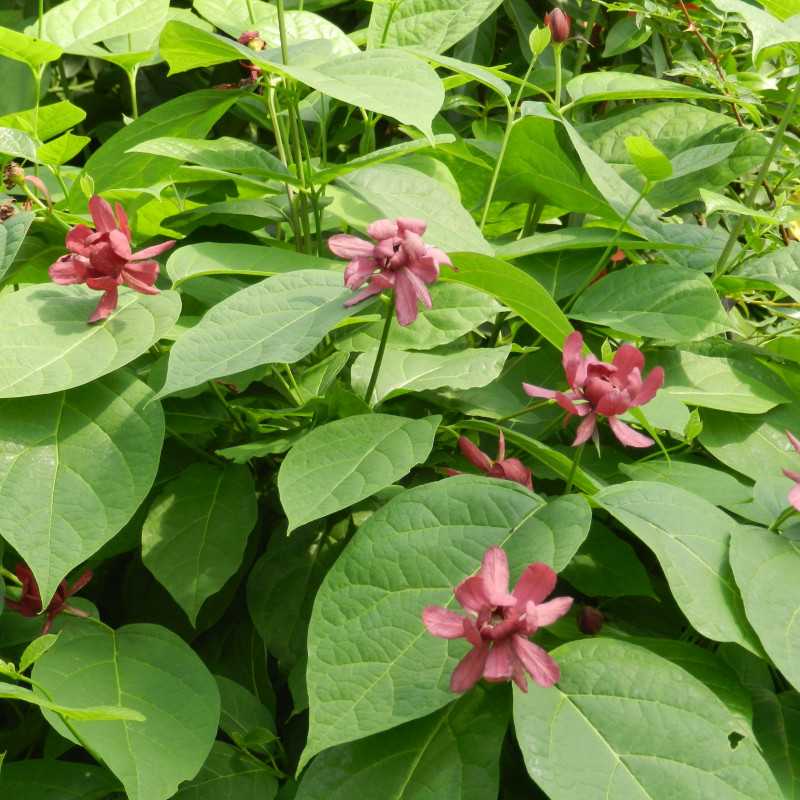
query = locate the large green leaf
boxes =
[351,346,510,405]
[0,682,144,721]
[710,0,800,58]
[216,675,276,741]
[567,71,728,106]
[367,0,504,52]
[0,285,181,398]
[278,414,441,531]
[0,126,37,160]
[0,210,33,282]
[302,477,586,767]
[513,638,782,800]
[0,100,86,141]
[724,242,800,302]
[570,263,730,342]
[0,25,62,69]
[444,252,573,349]
[335,164,491,254]
[142,463,257,625]
[596,481,762,653]
[0,761,120,799]
[730,526,800,692]
[156,270,357,398]
[752,689,800,798]
[33,621,220,800]
[0,371,164,605]
[296,686,507,800]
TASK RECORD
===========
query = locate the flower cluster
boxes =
[424,546,572,692]
[48,195,175,324]
[328,217,451,326]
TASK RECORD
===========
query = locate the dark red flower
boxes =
[423,546,572,693]
[445,432,533,490]
[544,8,571,43]
[5,564,92,635]
[577,605,604,635]
[48,195,175,324]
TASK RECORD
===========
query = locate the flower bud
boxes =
[238,30,266,51]
[544,8,571,43]
[2,162,24,190]
[578,605,604,635]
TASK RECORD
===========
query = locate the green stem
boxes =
[38,0,44,38]
[565,443,585,493]
[31,66,42,177]
[521,197,544,238]
[245,0,256,24]
[0,566,22,586]
[127,68,139,119]
[493,400,550,424]
[265,87,301,245]
[209,380,247,433]
[379,1,400,47]
[553,43,564,111]
[713,75,800,280]
[572,2,600,78]
[365,297,395,405]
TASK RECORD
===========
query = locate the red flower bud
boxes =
[238,30,266,51]
[578,605,604,635]
[544,8,571,43]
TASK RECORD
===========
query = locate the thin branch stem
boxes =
[565,443,585,493]
[365,297,395,405]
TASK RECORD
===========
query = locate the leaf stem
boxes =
[572,2,599,77]
[553,42,564,111]
[246,0,256,24]
[565,442,585,493]
[127,68,139,119]
[365,296,395,405]
[38,0,44,38]
[379,1,400,47]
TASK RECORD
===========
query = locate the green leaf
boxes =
[296,686,507,800]
[0,371,164,605]
[367,0,504,52]
[567,71,729,106]
[0,285,181,398]
[730,526,800,692]
[752,689,800,798]
[34,621,220,800]
[70,89,239,204]
[335,164,491,254]
[337,283,502,352]
[156,270,357,398]
[172,742,278,799]
[596,481,763,653]
[0,210,33,282]
[0,25,62,69]
[701,188,780,225]
[0,681,144,721]
[0,760,121,799]
[351,346,510,405]
[142,463,257,625]
[444,252,573,349]
[724,241,800,302]
[624,134,673,182]
[0,126,37,161]
[36,132,91,166]
[167,242,338,286]
[216,675,275,742]
[279,414,440,531]
[602,16,652,57]
[570,263,729,342]
[0,100,86,141]
[710,0,800,59]
[302,477,571,767]
[19,634,60,672]
[495,228,668,260]
[513,638,782,800]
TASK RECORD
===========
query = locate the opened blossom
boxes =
[783,431,800,511]
[423,546,572,693]
[523,331,664,448]
[49,195,175,324]
[5,564,92,635]
[328,217,451,326]
[445,432,533,490]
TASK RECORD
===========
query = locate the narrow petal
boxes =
[130,240,176,260]
[511,655,529,692]
[608,416,653,448]
[450,643,489,693]
[89,195,117,232]
[513,562,557,606]
[463,618,483,647]
[122,268,160,295]
[49,257,88,284]
[788,431,800,455]
[612,343,645,378]
[86,275,119,291]
[397,217,427,236]
[426,246,451,267]
[401,264,434,308]
[393,269,420,326]
[423,606,466,639]
[522,382,557,399]
[562,331,585,386]
[493,459,533,490]
[344,257,377,289]
[89,287,119,323]
[633,367,664,407]
[344,276,391,308]
[65,224,93,255]
[328,234,376,259]
[123,259,159,284]
[783,469,800,482]
[408,255,439,284]
[480,547,516,607]
[483,639,514,683]
[458,436,492,473]
[530,596,573,628]
[496,431,506,463]
[512,636,561,687]
[109,228,132,259]
[554,391,581,416]
[115,202,131,241]
[66,569,93,597]
[455,575,490,614]
[573,412,597,446]
[789,482,800,512]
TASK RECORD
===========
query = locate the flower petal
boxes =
[789,482,800,512]
[562,331,585,387]
[408,255,439,285]
[480,546,516,607]
[612,342,645,378]
[458,436,492,473]
[595,388,630,417]
[130,239,176,260]
[455,575,490,614]
[483,638,514,683]
[530,596,573,628]
[573,412,597,446]
[493,459,533,490]
[88,287,119,323]
[450,643,489,693]
[633,366,664,407]
[423,606,466,639]
[328,234,376,259]
[109,228,132,259]
[513,562,556,606]
[367,219,399,241]
[49,257,88,284]
[393,268,420,326]
[344,275,392,308]
[65,224,93,255]
[344,257,377,289]
[89,195,118,233]
[396,217,427,236]
[555,391,582,416]
[511,635,560,687]
[522,382,558,400]
[115,202,131,241]
[788,431,800,455]
[608,416,653,448]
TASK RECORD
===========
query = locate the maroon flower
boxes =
[544,8,571,43]
[5,564,92,635]
[236,30,266,83]
[523,331,664,448]
[577,605,604,635]
[783,431,800,511]
[48,195,175,324]
[328,217,451,326]
[423,546,572,693]
[445,433,533,490]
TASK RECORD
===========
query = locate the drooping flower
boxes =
[328,217,451,326]
[445,432,533,490]
[423,546,572,693]
[783,431,800,511]
[48,195,175,324]
[544,8,571,43]
[5,564,92,635]
[523,331,664,448]
[237,30,266,83]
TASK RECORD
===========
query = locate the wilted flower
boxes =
[328,217,451,326]
[445,432,533,490]
[577,605,604,635]
[423,546,572,693]
[544,8,571,43]
[523,331,664,448]
[237,31,265,83]
[783,431,800,511]
[3,161,24,190]
[5,564,92,635]
[0,201,15,221]
[48,195,175,324]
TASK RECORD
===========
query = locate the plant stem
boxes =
[209,380,247,433]
[521,197,544,238]
[553,43,564,111]
[565,443,585,493]
[246,0,256,24]
[365,297,395,405]
[713,75,800,280]
[127,68,139,119]
[573,2,599,77]
[379,1,400,47]
[265,87,301,245]
[38,0,44,37]
[0,566,22,585]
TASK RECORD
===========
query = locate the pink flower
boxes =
[783,431,800,511]
[423,546,572,693]
[328,217,451,326]
[544,8,571,43]
[445,432,533,490]
[523,331,664,448]
[48,195,175,324]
